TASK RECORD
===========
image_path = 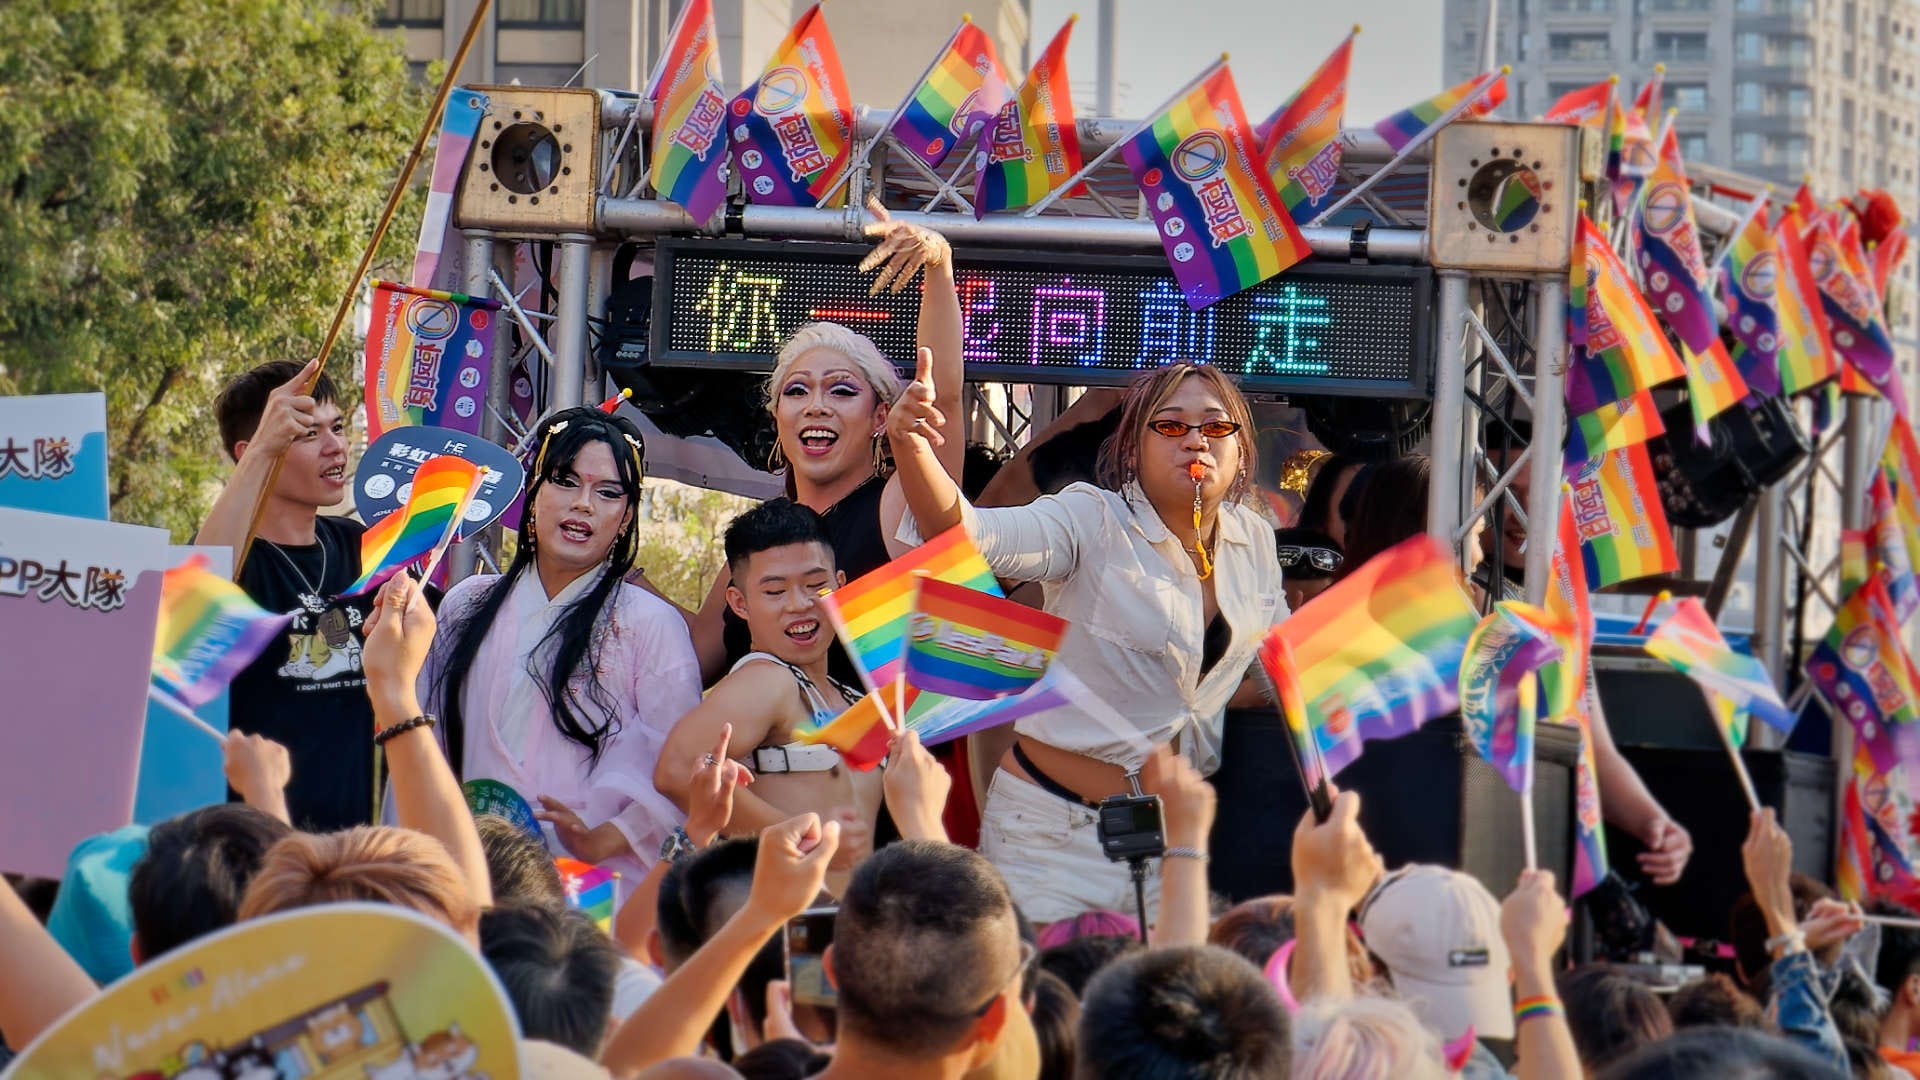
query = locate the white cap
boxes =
[1359,865,1513,1041]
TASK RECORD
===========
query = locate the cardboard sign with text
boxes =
[0,392,109,520]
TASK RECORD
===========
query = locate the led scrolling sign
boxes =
[651,240,1436,398]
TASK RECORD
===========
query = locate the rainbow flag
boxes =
[1565,215,1686,416]
[795,690,893,771]
[1567,389,1665,467]
[975,18,1082,216]
[1775,209,1842,395]
[1837,772,1920,908]
[1881,418,1920,567]
[910,664,1111,747]
[1809,218,1907,415]
[1807,578,1920,782]
[1541,78,1613,127]
[1719,194,1783,398]
[1261,536,1479,785]
[1791,181,1821,225]
[817,525,1001,692]
[886,18,1008,170]
[1258,30,1354,226]
[363,281,502,439]
[1459,602,1568,794]
[1848,471,1920,621]
[1122,61,1312,309]
[728,4,853,206]
[1838,776,1874,903]
[648,0,729,223]
[345,455,484,595]
[1603,91,1627,182]
[556,857,617,930]
[1680,338,1752,443]
[152,555,296,709]
[1566,442,1677,589]
[1608,71,1661,215]
[903,578,1067,700]
[410,89,488,291]
[1645,597,1794,744]
[1538,489,1607,898]
[1370,69,1506,154]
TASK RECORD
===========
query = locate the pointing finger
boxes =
[711,722,734,766]
[278,358,320,395]
[914,347,935,389]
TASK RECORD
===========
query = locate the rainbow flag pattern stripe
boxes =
[888,19,1008,170]
[1882,418,1920,568]
[1123,62,1311,309]
[1809,218,1908,415]
[649,0,729,223]
[1720,194,1783,398]
[364,280,501,439]
[1459,602,1568,794]
[1604,92,1627,181]
[1566,215,1686,415]
[903,578,1067,700]
[728,4,854,206]
[556,857,616,931]
[1541,488,1607,898]
[975,18,1082,216]
[1371,69,1506,153]
[796,690,893,770]
[1808,578,1920,782]
[1645,598,1794,744]
[1262,536,1479,783]
[1775,209,1842,394]
[1681,338,1751,443]
[817,525,1001,690]
[152,555,296,709]
[346,455,484,595]
[1835,774,1920,908]
[1259,31,1353,226]
[1566,442,1678,589]
[1854,471,1920,620]
[1567,389,1665,467]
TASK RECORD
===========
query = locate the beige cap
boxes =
[1359,865,1513,1041]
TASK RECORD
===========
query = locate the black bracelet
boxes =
[374,714,437,747]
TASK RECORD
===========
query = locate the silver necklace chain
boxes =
[261,534,328,599]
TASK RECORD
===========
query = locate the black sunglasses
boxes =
[1147,419,1243,439]
[1277,545,1343,573]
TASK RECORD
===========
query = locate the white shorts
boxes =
[978,769,1160,926]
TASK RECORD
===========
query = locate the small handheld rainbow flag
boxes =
[903,578,1067,700]
[345,455,484,595]
[1370,69,1506,154]
[1259,29,1354,227]
[910,664,1107,747]
[648,0,729,223]
[1645,597,1794,744]
[152,555,296,709]
[728,4,854,206]
[1775,208,1842,395]
[556,857,617,931]
[1261,536,1479,784]
[1566,442,1678,589]
[1719,193,1783,398]
[1807,578,1920,781]
[1120,60,1311,309]
[1565,215,1687,418]
[1459,602,1569,794]
[885,17,1008,170]
[795,690,893,771]
[975,18,1083,216]
[816,525,1001,693]
[1539,489,1608,898]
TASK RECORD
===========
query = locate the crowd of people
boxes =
[0,214,1894,1078]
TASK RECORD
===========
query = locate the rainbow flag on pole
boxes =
[1844,471,1920,621]
[795,690,894,771]
[1808,578,1920,782]
[1261,536,1479,784]
[728,4,853,206]
[364,281,501,439]
[1541,78,1613,127]
[1258,29,1354,226]
[1370,69,1507,154]
[1566,442,1678,589]
[903,578,1067,700]
[345,455,484,595]
[1567,389,1666,467]
[648,0,729,223]
[887,18,1008,170]
[1719,194,1783,398]
[1539,491,1608,898]
[1459,602,1568,793]
[1566,215,1686,417]
[556,857,617,930]
[975,18,1083,216]
[1121,60,1311,309]
[1809,217,1907,415]
[1775,209,1842,394]
[817,525,1001,692]
[1645,597,1794,743]
[1881,418,1920,567]
[152,555,296,709]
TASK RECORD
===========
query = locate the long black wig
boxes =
[434,406,647,771]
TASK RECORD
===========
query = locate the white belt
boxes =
[743,742,842,774]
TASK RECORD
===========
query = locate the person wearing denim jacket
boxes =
[1745,806,1859,1074]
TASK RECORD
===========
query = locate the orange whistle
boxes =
[1188,462,1207,482]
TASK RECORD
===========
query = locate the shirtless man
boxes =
[654,498,879,890]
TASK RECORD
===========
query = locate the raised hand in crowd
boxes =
[535,795,624,866]
[1741,807,1852,1071]
[860,199,952,295]
[602,813,840,1076]
[1289,787,1384,1005]
[1142,746,1215,948]
[222,730,292,825]
[883,728,951,843]
[1741,808,1799,949]
[686,723,753,847]
[1501,870,1582,1080]
[192,357,322,552]
[1800,896,1867,955]
[826,805,873,875]
[1637,815,1694,886]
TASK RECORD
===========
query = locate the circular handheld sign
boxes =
[355,426,526,542]
[463,778,544,843]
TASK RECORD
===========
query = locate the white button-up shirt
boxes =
[903,482,1287,775]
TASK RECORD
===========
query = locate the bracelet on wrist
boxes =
[1514,995,1563,1024]
[374,714,437,747]
[1765,928,1807,956]
[1162,846,1209,863]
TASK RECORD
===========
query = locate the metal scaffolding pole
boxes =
[551,234,594,409]
[1749,481,1787,750]
[445,231,506,584]
[1428,271,1470,552]
[1523,278,1568,606]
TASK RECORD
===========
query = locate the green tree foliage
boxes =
[635,483,755,612]
[0,0,425,537]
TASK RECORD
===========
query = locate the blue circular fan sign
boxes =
[356,426,525,542]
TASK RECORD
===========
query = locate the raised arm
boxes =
[194,358,320,557]
[654,666,803,840]
[1144,747,1216,949]
[1288,789,1383,1006]
[0,874,96,1050]
[1502,871,1582,1080]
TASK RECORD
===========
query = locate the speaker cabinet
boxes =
[454,86,601,235]
[1427,121,1581,275]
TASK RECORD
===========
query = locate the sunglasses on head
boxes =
[962,940,1037,1018]
[1277,545,1343,573]
[1148,419,1243,439]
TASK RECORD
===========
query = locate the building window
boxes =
[1734,82,1764,111]
[1775,136,1809,168]
[1735,33,1764,61]
[1548,33,1610,61]
[1670,83,1708,111]
[498,0,584,27]
[378,0,444,25]
[1680,133,1709,162]
[1652,32,1709,62]
[494,62,582,84]
[1734,132,1762,162]
[1781,86,1810,114]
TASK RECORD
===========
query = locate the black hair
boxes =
[1031,408,1122,495]
[435,406,647,768]
[1208,896,1298,971]
[1872,897,1920,998]
[1826,965,1883,1050]
[213,360,341,460]
[1297,451,1368,539]
[475,815,565,905]
[1030,969,1080,1080]
[1596,1026,1848,1079]
[1074,945,1290,1080]
[1559,965,1675,1075]
[1336,455,1433,581]
[733,1038,834,1080]
[654,839,784,1043]
[128,804,292,961]
[1667,973,1769,1032]
[963,442,1012,502]
[1039,934,1144,998]
[832,841,1020,1059]
[478,901,622,1058]
[724,498,834,577]
[1730,872,1835,993]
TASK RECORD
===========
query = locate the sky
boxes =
[1026,0,1447,128]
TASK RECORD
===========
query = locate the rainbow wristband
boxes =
[1514,996,1563,1024]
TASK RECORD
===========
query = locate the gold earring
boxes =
[766,441,787,473]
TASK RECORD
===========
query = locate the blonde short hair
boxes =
[765,322,906,419]
[1291,996,1450,1080]
[237,826,478,937]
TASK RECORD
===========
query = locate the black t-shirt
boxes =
[228,516,377,832]
[722,474,891,687]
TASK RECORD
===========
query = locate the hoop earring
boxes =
[871,432,887,476]
[766,441,787,473]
